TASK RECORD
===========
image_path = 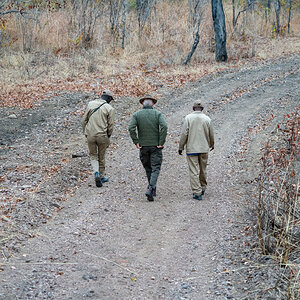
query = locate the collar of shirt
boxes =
[192,111,203,114]
[143,106,153,109]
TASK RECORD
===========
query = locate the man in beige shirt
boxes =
[82,90,115,187]
[178,101,214,200]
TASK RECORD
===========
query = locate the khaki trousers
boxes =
[87,135,110,177]
[187,153,208,196]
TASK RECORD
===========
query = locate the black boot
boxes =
[145,185,154,201]
[152,187,156,197]
[95,172,102,187]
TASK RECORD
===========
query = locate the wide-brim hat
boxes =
[193,101,203,109]
[102,89,114,100]
[139,95,157,104]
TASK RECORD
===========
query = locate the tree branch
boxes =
[184,15,202,65]
[0,9,28,16]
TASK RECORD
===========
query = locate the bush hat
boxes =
[193,101,203,109]
[102,89,114,100]
[139,95,157,104]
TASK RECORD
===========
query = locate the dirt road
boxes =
[0,55,299,299]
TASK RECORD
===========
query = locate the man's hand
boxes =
[210,147,214,151]
[157,145,164,149]
[136,143,142,149]
[178,150,183,155]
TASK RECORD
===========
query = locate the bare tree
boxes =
[232,0,236,27]
[0,0,40,53]
[108,0,122,47]
[121,0,127,49]
[265,0,271,20]
[72,0,103,49]
[136,0,156,38]
[184,0,207,65]
[211,0,227,61]
[274,0,281,36]
[287,0,292,33]
[232,1,255,29]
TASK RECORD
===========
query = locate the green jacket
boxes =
[128,107,168,146]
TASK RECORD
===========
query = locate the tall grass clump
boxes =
[257,108,299,299]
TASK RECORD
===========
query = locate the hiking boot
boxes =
[145,185,154,201]
[95,172,102,187]
[101,177,109,184]
[152,187,156,197]
[193,193,202,200]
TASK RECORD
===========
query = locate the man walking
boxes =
[178,101,214,200]
[82,90,115,187]
[128,95,168,201]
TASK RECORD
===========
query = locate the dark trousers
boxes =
[139,146,163,188]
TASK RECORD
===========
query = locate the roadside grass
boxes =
[258,109,300,299]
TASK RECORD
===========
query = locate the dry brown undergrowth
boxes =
[0,2,299,109]
[258,108,300,299]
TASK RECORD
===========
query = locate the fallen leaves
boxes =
[0,63,222,109]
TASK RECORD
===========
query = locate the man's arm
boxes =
[107,107,115,137]
[179,117,189,151]
[209,122,214,150]
[128,115,139,145]
[158,113,168,146]
[81,105,90,134]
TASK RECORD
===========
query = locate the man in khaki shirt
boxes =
[82,90,115,187]
[178,101,214,200]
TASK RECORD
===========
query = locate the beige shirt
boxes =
[82,98,115,137]
[179,111,214,153]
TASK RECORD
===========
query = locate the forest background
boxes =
[0,0,299,109]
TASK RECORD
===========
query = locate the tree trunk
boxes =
[274,0,281,36]
[211,0,228,62]
[184,16,202,65]
[287,0,292,34]
[136,0,150,38]
[121,0,127,49]
[232,0,236,28]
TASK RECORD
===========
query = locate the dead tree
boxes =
[184,0,207,64]
[109,0,122,47]
[136,0,156,38]
[274,0,281,36]
[72,0,102,49]
[287,0,292,33]
[232,0,236,27]
[121,0,127,49]
[211,0,228,61]
[184,16,202,65]
[265,0,271,20]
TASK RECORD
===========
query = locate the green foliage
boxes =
[128,0,137,10]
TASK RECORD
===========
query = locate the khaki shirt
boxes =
[82,98,115,137]
[179,111,214,154]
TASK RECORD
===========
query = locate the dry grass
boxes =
[258,109,300,299]
[0,2,299,106]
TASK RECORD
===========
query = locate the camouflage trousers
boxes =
[139,146,163,189]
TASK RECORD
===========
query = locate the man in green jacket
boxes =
[128,95,168,201]
[178,101,214,200]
